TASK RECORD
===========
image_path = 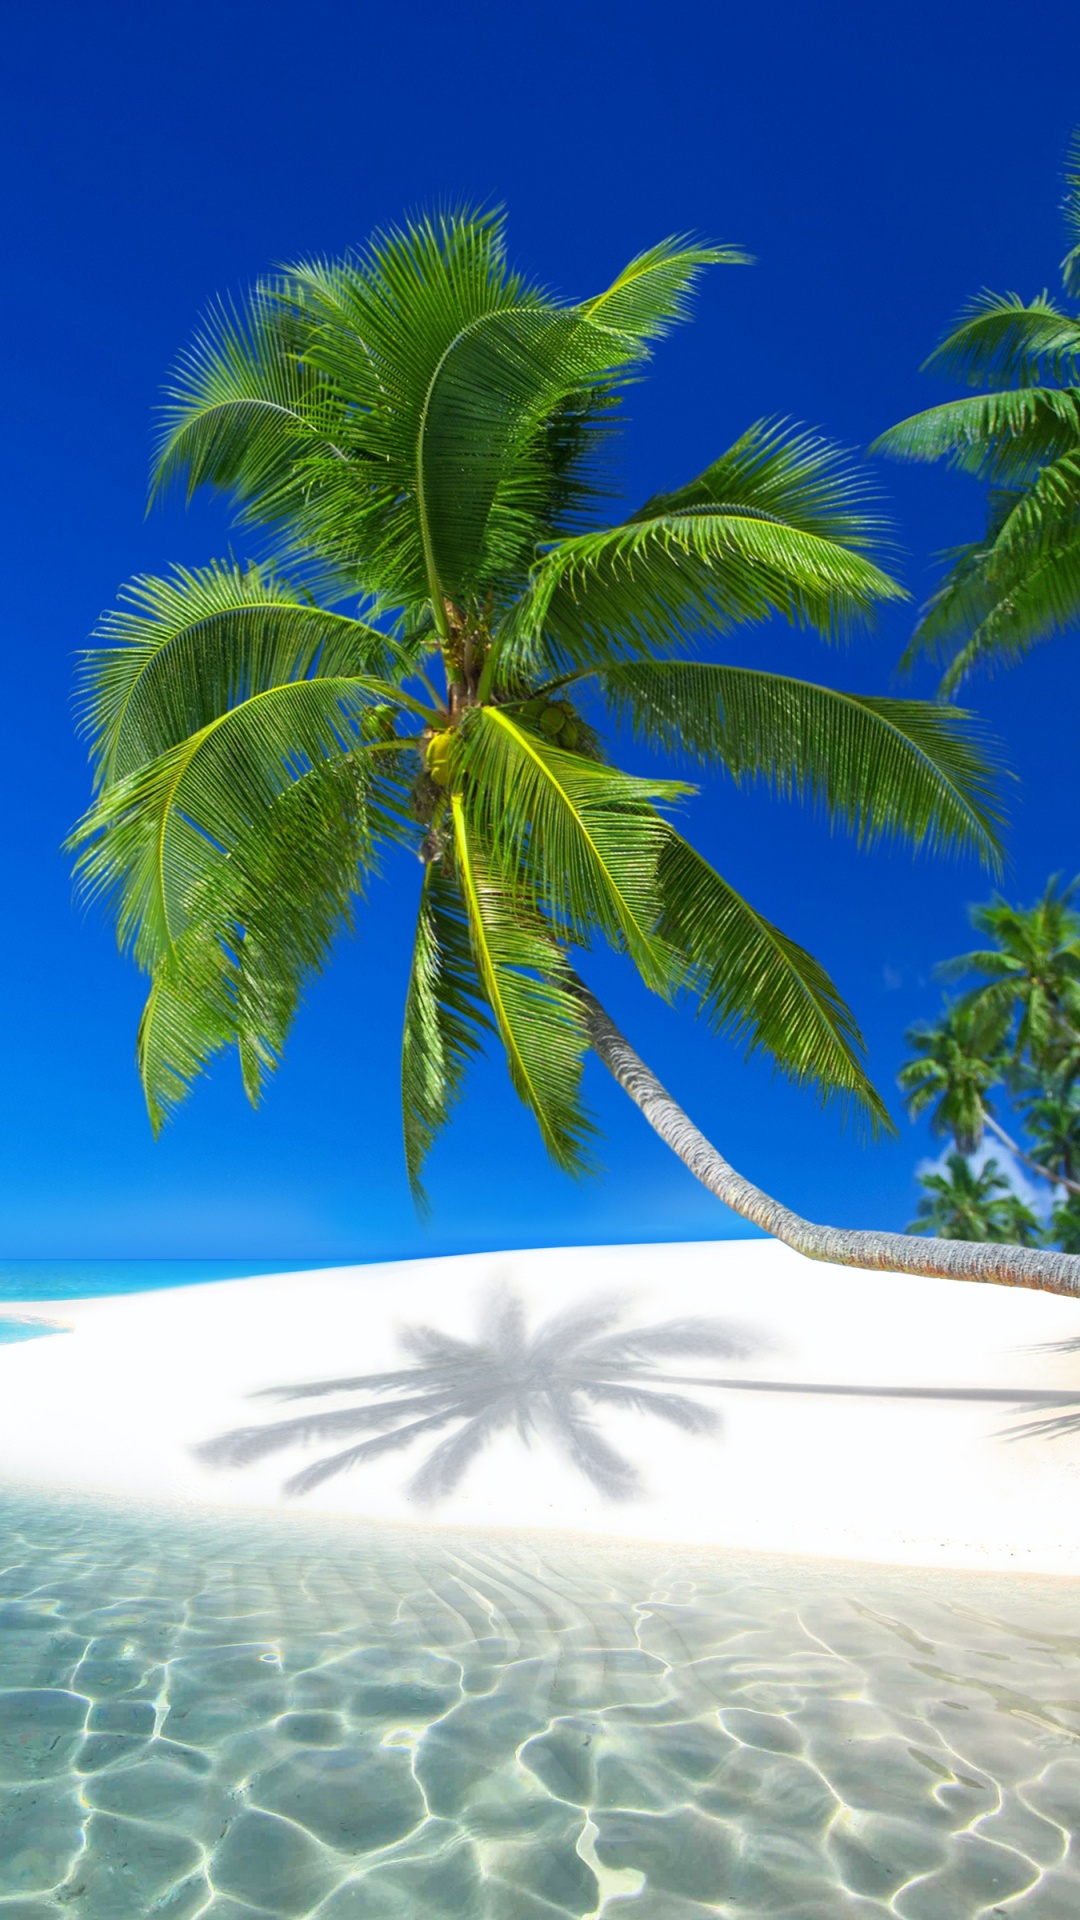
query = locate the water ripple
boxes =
[0,1489,1077,1915]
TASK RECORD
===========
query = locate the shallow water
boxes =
[0,1489,1078,1917]
[0,1320,61,1345]
[0,1261,345,1304]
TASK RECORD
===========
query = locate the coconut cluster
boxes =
[425,730,453,786]
[518,697,580,747]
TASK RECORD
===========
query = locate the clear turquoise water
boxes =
[0,1487,1078,1916]
[0,1319,62,1345]
[0,1260,344,1303]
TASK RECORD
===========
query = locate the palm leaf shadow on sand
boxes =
[194,1290,768,1502]
[997,1335,1080,1442]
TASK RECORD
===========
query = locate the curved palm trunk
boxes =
[573,982,1080,1301]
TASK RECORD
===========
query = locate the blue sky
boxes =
[3,0,1078,1259]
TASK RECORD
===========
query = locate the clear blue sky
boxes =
[3,0,1078,1259]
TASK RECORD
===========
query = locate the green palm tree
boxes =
[874,132,1080,694]
[897,996,1080,1199]
[940,877,1080,1084]
[1022,1083,1080,1188]
[897,1000,1009,1156]
[72,209,1080,1297]
[196,1292,748,1501]
[908,1153,1041,1245]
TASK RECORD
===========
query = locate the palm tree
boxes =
[940,878,1080,1084]
[1022,1083,1080,1188]
[897,996,1080,1198]
[874,131,1080,694]
[908,1153,1041,1245]
[195,1292,752,1500]
[897,999,1009,1155]
[72,209,1080,1297]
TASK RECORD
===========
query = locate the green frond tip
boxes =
[600,662,1005,874]
[634,418,890,551]
[656,829,893,1138]
[917,293,1080,391]
[578,237,750,341]
[1061,126,1080,296]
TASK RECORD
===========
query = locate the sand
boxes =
[1,1238,1079,1574]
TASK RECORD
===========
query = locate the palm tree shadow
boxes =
[1000,1335,1080,1441]
[194,1287,771,1504]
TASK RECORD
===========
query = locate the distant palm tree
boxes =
[196,1292,757,1500]
[908,1152,1041,1245]
[897,997,1080,1199]
[875,130,1080,693]
[1023,1082,1080,1186]
[941,878,1080,1084]
[897,999,1009,1155]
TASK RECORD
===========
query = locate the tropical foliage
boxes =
[71,209,1005,1209]
[907,1152,1041,1244]
[196,1291,755,1500]
[900,876,1080,1246]
[875,130,1080,694]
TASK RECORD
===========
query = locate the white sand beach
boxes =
[2,1238,1079,1574]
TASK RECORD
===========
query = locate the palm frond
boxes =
[502,430,901,676]
[914,522,1080,697]
[537,1391,638,1498]
[581,1380,718,1433]
[450,797,596,1172]
[411,303,633,607]
[457,706,685,990]
[284,1408,459,1496]
[633,419,885,547]
[577,237,748,337]
[134,752,387,1129]
[578,1316,762,1364]
[655,830,890,1132]
[1061,127,1080,296]
[920,292,1080,389]
[601,661,1004,869]
[872,388,1080,485]
[72,675,405,967]
[195,1391,442,1469]
[294,233,744,612]
[151,287,335,515]
[401,862,492,1206]
[80,560,425,788]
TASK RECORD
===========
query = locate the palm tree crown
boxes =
[875,131,1080,693]
[939,877,1080,1082]
[897,999,1008,1155]
[196,1291,755,1500]
[908,1152,1041,1245]
[72,209,1003,1204]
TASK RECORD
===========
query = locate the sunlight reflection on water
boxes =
[0,1488,1078,1915]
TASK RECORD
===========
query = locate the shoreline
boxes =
[1,1238,1079,1576]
